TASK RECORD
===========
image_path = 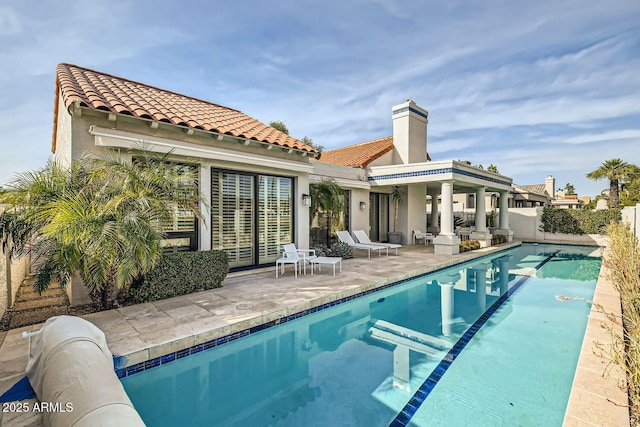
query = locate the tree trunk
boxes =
[610,178,619,208]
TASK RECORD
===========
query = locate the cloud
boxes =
[0,7,21,35]
[562,129,640,145]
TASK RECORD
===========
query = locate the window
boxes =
[159,163,198,254]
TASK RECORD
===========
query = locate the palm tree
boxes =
[309,180,345,246]
[0,150,203,310]
[587,159,634,208]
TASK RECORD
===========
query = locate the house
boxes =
[51,65,515,304]
[52,64,318,304]
[511,183,553,207]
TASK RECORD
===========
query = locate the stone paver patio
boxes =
[0,241,629,426]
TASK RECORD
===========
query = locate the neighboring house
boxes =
[511,175,586,209]
[511,184,552,207]
[52,64,318,304]
[315,99,514,254]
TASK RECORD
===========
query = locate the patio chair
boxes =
[353,230,401,255]
[275,243,316,278]
[336,230,387,258]
[413,230,435,245]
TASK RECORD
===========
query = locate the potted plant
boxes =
[387,185,405,244]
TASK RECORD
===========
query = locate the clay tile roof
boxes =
[52,63,317,155]
[317,136,394,168]
[515,184,549,197]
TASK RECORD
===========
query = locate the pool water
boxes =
[122,244,601,426]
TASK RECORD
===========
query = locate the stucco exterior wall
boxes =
[53,92,74,166]
[621,204,640,238]
[349,188,370,234]
[367,150,394,167]
[509,207,543,241]
[509,207,607,245]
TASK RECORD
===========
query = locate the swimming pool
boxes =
[121,244,602,426]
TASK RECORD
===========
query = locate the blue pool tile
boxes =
[161,352,176,364]
[190,344,204,354]
[215,336,228,346]
[145,357,161,369]
[115,368,127,378]
[203,340,217,350]
[126,363,145,376]
[177,348,190,359]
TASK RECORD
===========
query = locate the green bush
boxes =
[491,234,507,245]
[459,240,480,252]
[313,242,354,259]
[128,250,229,303]
[539,207,621,235]
[328,241,354,259]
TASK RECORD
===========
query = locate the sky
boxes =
[1,1,639,197]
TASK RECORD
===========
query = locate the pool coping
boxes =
[562,242,630,427]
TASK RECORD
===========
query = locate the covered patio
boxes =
[367,159,514,254]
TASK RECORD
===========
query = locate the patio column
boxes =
[428,187,439,233]
[497,190,514,242]
[470,187,492,247]
[474,187,487,233]
[433,181,460,255]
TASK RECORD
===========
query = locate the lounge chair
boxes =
[275,243,316,278]
[353,230,401,255]
[413,230,435,245]
[336,230,387,258]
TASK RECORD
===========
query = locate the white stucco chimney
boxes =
[392,99,429,165]
[545,175,555,199]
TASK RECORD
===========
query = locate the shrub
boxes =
[603,222,640,423]
[539,207,621,235]
[327,241,353,259]
[459,240,480,252]
[128,250,229,303]
[311,244,330,257]
[491,234,507,245]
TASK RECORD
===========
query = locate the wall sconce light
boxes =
[360,201,366,210]
[302,194,311,207]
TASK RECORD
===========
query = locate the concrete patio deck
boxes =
[0,241,629,426]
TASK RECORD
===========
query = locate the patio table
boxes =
[310,257,342,276]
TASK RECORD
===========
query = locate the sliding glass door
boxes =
[211,170,255,268]
[258,176,292,264]
[211,169,293,269]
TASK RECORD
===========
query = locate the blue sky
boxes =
[1,1,639,197]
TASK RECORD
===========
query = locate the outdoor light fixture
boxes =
[302,194,311,207]
[360,201,366,210]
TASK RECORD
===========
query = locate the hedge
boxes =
[128,250,229,303]
[539,207,621,235]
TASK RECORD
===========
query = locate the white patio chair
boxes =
[413,230,434,245]
[275,243,316,278]
[353,230,401,255]
[336,230,386,258]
